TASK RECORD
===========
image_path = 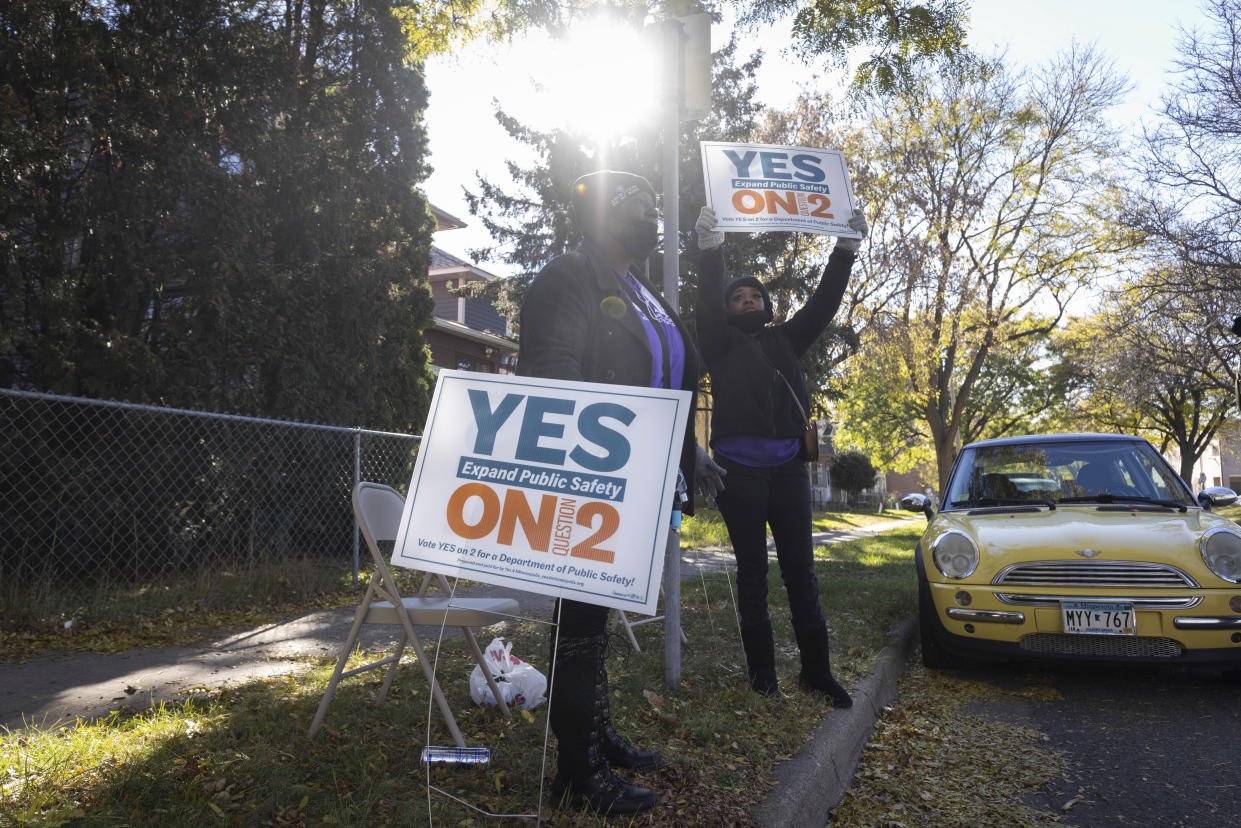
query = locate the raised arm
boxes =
[693,207,731,365]
[781,209,867,356]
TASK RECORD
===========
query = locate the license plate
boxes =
[1061,601,1135,635]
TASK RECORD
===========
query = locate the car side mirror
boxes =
[1197,486,1238,510]
[900,492,935,520]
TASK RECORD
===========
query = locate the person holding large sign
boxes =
[692,203,866,706]
[518,170,713,816]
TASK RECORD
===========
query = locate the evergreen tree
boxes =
[1,1,443,430]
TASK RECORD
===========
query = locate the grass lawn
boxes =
[0,519,921,826]
[678,506,915,549]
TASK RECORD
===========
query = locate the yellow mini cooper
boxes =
[902,433,1241,669]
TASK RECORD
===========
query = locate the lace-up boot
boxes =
[549,634,658,815]
[593,636,666,770]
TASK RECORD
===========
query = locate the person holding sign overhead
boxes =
[692,203,867,705]
[518,170,721,815]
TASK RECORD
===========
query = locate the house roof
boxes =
[430,247,472,270]
[431,204,466,231]
[429,247,502,286]
[431,317,517,352]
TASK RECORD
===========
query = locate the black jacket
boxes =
[518,240,700,513]
[696,246,854,444]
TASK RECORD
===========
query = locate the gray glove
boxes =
[694,444,727,498]
[835,208,869,253]
[695,206,725,251]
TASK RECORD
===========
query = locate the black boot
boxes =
[551,621,666,771]
[739,620,779,696]
[549,634,658,815]
[794,623,853,708]
[594,637,666,771]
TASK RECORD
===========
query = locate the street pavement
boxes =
[960,661,1241,828]
[0,517,918,826]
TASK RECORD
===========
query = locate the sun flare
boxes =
[504,14,662,145]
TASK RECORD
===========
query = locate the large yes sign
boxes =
[392,371,692,614]
[700,140,858,237]
[467,390,634,471]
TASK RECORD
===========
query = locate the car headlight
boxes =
[1200,528,1241,583]
[931,530,979,579]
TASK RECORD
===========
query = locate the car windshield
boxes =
[944,439,1195,509]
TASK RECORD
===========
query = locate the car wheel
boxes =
[918,581,960,670]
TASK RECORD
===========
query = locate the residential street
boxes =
[956,661,1241,827]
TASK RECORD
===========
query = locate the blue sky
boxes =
[422,1,1212,270]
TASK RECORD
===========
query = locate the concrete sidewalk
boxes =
[0,585,557,733]
[0,517,918,826]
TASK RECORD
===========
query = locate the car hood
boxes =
[931,506,1239,572]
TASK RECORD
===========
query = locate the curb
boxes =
[751,616,918,827]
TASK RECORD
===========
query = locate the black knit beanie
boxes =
[724,275,774,323]
[570,170,656,239]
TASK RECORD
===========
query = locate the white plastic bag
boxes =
[468,637,547,710]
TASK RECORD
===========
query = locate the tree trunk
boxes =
[925,405,958,495]
[935,432,957,495]
[1178,439,1198,487]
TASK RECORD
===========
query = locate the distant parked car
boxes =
[905,433,1241,669]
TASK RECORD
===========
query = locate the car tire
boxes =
[918,581,960,670]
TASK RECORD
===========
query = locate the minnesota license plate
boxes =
[1061,601,1135,635]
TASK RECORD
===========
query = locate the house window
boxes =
[456,354,495,373]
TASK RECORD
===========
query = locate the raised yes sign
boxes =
[700,140,858,236]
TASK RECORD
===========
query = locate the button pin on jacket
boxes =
[600,296,628,319]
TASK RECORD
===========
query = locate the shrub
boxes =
[830,451,878,500]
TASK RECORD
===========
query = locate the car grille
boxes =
[1020,633,1184,659]
[994,593,1202,609]
[992,560,1198,589]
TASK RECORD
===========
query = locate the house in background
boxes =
[1168,427,1241,492]
[884,467,924,501]
[425,206,517,375]
[802,425,891,509]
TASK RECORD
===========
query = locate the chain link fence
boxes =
[813,491,895,513]
[1,389,420,591]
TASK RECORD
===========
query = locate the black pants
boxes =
[547,598,612,780]
[713,455,827,637]
[553,598,609,636]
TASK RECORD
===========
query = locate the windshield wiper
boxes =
[951,497,1056,510]
[1059,494,1187,512]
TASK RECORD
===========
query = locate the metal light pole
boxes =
[661,17,684,689]
[660,11,711,689]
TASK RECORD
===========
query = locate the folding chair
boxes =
[612,595,688,653]
[308,482,520,745]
